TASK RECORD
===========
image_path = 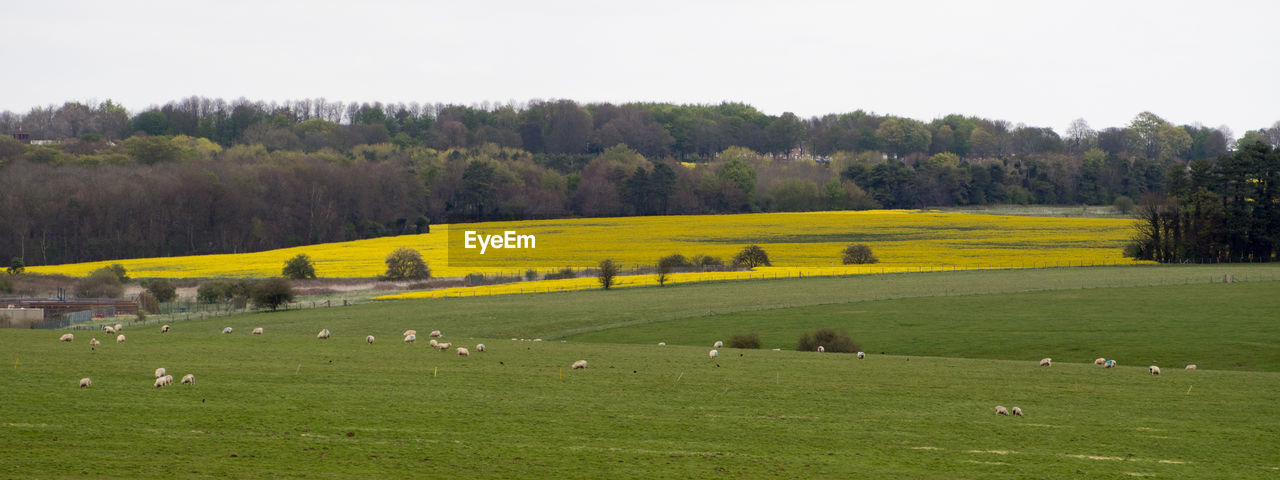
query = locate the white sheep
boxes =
[252,327,264,335]
[366,335,375,344]
[104,326,116,335]
[1011,406,1023,417]
[222,327,233,334]
[995,405,1009,416]
[1186,364,1196,370]
[317,328,330,339]
[429,330,442,338]
[1039,358,1052,367]
[456,347,470,356]
[89,338,100,347]
[155,367,166,378]
[1094,357,1106,365]
[436,342,452,351]
[857,351,865,359]
[79,377,92,388]
[181,374,194,385]
[404,334,417,343]
[429,339,438,347]
[155,375,173,388]
[116,334,125,344]
[114,323,123,332]
[709,349,719,359]
[403,330,416,337]
[1104,360,1116,368]
[59,333,74,342]
[476,343,485,352]
[713,340,723,348]
[161,324,170,333]
[571,360,587,370]
[817,346,825,353]
[1149,365,1161,375]
[658,342,666,346]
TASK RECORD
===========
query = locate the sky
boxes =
[3,0,1277,137]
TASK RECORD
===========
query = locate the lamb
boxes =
[104,326,116,335]
[1039,358,1052,367]
[79,377,92,388]
[317,328,330,339]
[114,323,123,332]
[155,367,166,378]
[222,327,233,334]
[857,351,865,359]
[1011,406,1023,417]
[403,330,416,337]
[709,349,719,359]
[1149,365,1161,375]
[1094,357,1106,365]
[161,324,170,333]
[404,334,416,343]
[571,360,587,370]
[116,334,125,344]
[476,343,485,352]
[59,333,74,342]
[713,340,723,348]
[429,339,438,347]
[89,338,100,347]
[429,330,442,338]
[995,405,1009,416]
[817,346,825,353]
[1186,364,1196,370]
[181,374,194,385]
[1104,360,1116,368]
[456,347,470,356]
[252,327,264,335]
[366,335,375,344]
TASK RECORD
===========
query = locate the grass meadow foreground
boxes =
[3,266,1279,478]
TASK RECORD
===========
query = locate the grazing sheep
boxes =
[114,323,123,332]
[1186,364,1196,370]
[709,349,719,359]
[79,377,92,388]
[658,342,666,346]
[317,329,330,339]
[161,324,170,333]
[1039,358,1052,367]
[181,374,194,385]
[571,360,587,370]
[403,330,416,337]
[252,327,264,335]
[1104,360,1116,368]
[817,346,825,353]
[155,367,166,378]
[1012,406,1023,417]
[116,334,125,344]
[429,330,442,338]
[533,338,542,342]
[366,335,375,344]
[857,351,865,359]
[89,338,100,347]
[104,326,116,335]
[456,347,470,356]
[714,340,723,348]
[995,405,1009,416]
[436,342,452,351]
[155,375,173,388]
[222,327,233,334]
[429,339,438,347]
[1094,357,1106,365]
[404,334,416,343]
[1149,365,1161,375]
[476,343,485,352]
[59,333,74,342]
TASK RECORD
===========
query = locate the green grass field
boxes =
[3,265,1279,478]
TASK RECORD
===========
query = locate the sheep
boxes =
[252,327,264,335]
[366,335,375,344]
[1104,360,1116,368]
[116,334,125,344]
[161,324,170,333]
[79,377,92,388]
[817,346,825,353]
[476,343,485,352]
[104,326,116,335]
[709,349,719,359]
[436,342,452,351]
[1011,406,1023,417]
[89,338,100,347]
[571,360,587,370]
[181,374,194,385]
[59,333,74,342]
[429,330,442,338]
[155,375,173,388]
[317,328,330,339]
[1094,357,1106,365]
[222,327,233,334]
[1186,364,1196,370]
[658,342,666,347]
[995,405,1009,416]
[155,367,167,378]
[1149,365,1161,375]
[713,340,724,348]
[857,351,865,359]
[1039,358,1052,367]
[114,323,123,332]
[403,330,416,337]
[429,339,438,347]
[456,347,470,356]
[404,334,417,343]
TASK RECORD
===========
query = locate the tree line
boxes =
[3,97,1279,266]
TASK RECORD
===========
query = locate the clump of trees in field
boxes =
[727,333,762,349]
[282,254,317,279]
[842,244,879,264]
[384,247,430,280]
[797,328,860,353]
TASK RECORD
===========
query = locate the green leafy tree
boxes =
[841,244,879,264]
[732,245,771,268]
[74,267,124,298]
[7,257,23,275]
[282,253,317,279]
[145,278,178,303]
[197,281,231,303]
[597,259,619,290]
[384,247,430,280]
[250,278,295,311]
[106,264,129,282]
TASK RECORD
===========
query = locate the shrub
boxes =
[75,267,124,298]
[841,244,879,264]
[250,278,295,311]
[145,279,178,303]
[106,264,129,282]
[282,253,317,279]
[384,247,430,280]
[796,328,860,353]
[138,290,160,314]
[656,260,672,287]
[732,245,771,268]
[197,281,231,303]
[544,267,577,280]
[7,257,23,275]
[691,254,723,267]
[597,259,619,290]
[0,275,12,293]
[525,269,539,281]
[1114,195,1135,215]
[727,333,761,349]
[658,254,692,270]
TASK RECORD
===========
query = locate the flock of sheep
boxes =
[71,323,193,389]
[996,356,1201,417]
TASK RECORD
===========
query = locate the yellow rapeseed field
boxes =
[30,210,1145,298]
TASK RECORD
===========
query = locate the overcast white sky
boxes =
[3,0,1277,136]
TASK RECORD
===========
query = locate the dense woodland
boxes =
[2,97,1279,266]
